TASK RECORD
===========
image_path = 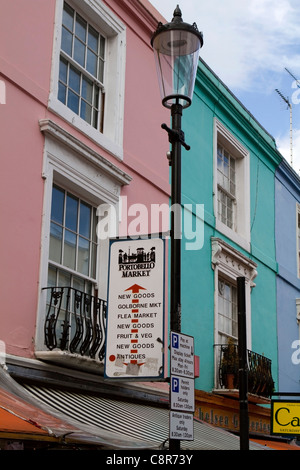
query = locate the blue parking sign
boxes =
[172,332,179,349]
[171,377,179,393]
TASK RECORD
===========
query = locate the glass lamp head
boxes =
[151,5,203,108]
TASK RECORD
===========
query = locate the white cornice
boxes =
[211,237,258,286]
[39,119,132,186]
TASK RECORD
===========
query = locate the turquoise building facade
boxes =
[180,59,282,396]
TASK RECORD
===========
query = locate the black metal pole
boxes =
[237,277,249,450]
[169,101,182,452]
[170,101,182,334]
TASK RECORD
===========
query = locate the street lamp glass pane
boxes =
[152,30,201,108]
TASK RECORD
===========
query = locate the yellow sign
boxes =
[271,401,300,435]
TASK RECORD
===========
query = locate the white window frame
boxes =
[217,143,236,230]
[35,118,131,352]
[49,0,126,160]
[214,119,250,252]
[211,237,257,388]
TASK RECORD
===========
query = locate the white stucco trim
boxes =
[35,119,131,351]
[211,237,257,349]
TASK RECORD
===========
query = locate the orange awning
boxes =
[0,381,81,443]
[0,407,58,441]
[251,438,300,450]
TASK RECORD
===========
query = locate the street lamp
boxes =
[151,6,203,334]
[151,6,203,451]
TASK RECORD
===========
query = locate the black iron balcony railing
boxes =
[43,287,107,361]
[217,343,274,399]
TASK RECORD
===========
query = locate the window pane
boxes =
[227,206,233,228]
[78,237,89,275]
[87,49,97,77]
[47,266,57,306]
[62,3,74,30]
[73,275,85,292]
[92,109,98,129]
[48,266,57,288]
[51,186,64,224]
[75,14,87,42]
[230,181,235,196]
[79,202,91,238]
[224,152,229,168]
[61,26,73,56]
[98,59,104,83]
[69,66,80,93]
[65,194,78,231]
[218,279,237,339]
[59,57,68,83]
[91,208,97,242]
[85,282,93,297]
[88,26,98,52]
[58,83,67,104]
[82,77,93,103]
[91,242,97,278]
[67,89,79,114]
[74,37,85,67]
[49,223,62,263]
[64,229,76,269]
[80,101,92,124]
[93,86,99,108]
[58,269,71,287]
[100,36,105,58]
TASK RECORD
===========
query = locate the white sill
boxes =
[35,350,104,373]
[48,96,123,161]
[216,219,250,253]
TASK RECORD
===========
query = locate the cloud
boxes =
[149,0,300,174]
[150,0,300,92]
[200,0,300,91]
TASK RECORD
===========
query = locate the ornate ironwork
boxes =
[217,343,274,398]
[43,287,107,361]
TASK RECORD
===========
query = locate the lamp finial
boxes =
[172,5,183,23]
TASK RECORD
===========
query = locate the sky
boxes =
[149,0,300,173]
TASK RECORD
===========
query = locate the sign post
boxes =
[105,237,165,380]
[169,332,195,443]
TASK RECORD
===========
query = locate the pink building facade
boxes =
[0,1,169,373]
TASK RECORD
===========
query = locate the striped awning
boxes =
[0,368,155,449]
[0,379,80,445]
[0,366,267,450]
[21,383,266,450]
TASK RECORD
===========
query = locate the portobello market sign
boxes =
[271,401,300,436]
[104,236,165,380]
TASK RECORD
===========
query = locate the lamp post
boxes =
[151,6,203,450]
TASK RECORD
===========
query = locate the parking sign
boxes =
[170,376,195,412]
[170,332,194,378]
